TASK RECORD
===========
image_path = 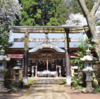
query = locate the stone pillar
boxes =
[32,66,34,77]
[35,66,37,77]
[23,32,29,85]
[65,33,71,85]
[56,59,58,77]
[30,66,32,77]
[35,59,38,77]
[59,66,61,77]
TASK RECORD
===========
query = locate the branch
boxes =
[91,0,100,15]
[77,0,89,17]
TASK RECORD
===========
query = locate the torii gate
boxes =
[9,26,84,85]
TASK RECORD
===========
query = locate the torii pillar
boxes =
[65,32,71,85]
[23,31,29,84]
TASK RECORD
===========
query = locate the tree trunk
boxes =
[86,14,99,44]
[86,14,100,60]
[77,0,100,60]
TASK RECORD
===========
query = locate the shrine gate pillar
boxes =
[65,32,71,85]
[23,31,29,84]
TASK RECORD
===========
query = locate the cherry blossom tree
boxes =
[0,0,22,49]
[66,13,87,26]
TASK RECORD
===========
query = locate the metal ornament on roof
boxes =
[29,33,65,53]
[35,34,60,49]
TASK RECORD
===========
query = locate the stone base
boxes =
[81,87,94,93]
[82,81,94,93]
[23,77,28,85]
[66,76,71,86]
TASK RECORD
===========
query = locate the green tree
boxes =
[18,0,68,26]
[69,0,96,14]
[71,38,95,70]
[70,0,83,14]
[0,34,13,51]
[85,0,96,11]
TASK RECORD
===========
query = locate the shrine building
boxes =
[6,26,90,84]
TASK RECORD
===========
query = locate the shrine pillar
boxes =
[35,59,38,77]
[46,59,48,70]
[23,31,29,84]
[65,32,71,85]
[55,59,58,77]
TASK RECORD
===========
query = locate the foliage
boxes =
[85,0,96,11]
[77,85,84,89]
[65,0,96,14]
[71,38,95,70]
[16,0,97,26]
[11,85,18,90]
[72,76,81,87]
[71,38,95,87]
[0,34,13,51]
[70,0,83,14]
[58,80,66,85]
[65,0,100,26]
[66,13,87,26]
[17,0,68,26]
[0,0,21,50]
[93,87,100,93]
[0,0,21,32]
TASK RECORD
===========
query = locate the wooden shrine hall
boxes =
[8,26,88,85]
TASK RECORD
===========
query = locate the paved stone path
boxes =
[19,78,70,99]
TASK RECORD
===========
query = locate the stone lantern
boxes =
[0,49,10,92]
[13,66,22,86]
[80,49,96,93]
